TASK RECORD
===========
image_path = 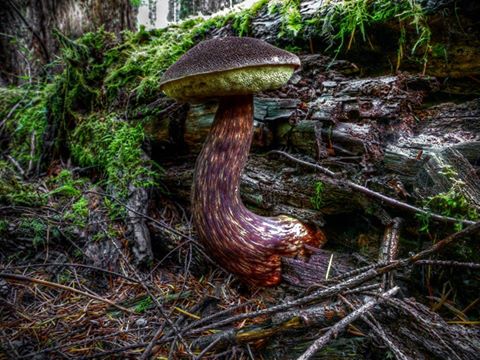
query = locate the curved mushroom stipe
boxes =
[192,95,326,286]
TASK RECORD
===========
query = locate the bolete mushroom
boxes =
[160,37,326,286]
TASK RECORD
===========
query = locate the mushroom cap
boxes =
[159,37,300,101]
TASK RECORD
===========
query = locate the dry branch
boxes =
[0,272,133,313]
[271,150,477,226]
[297,287,400,360]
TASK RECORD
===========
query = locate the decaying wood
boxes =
[2,1,480,358]
[184,222,480,358]
[153,53,479,235]
[83,189,122,269]
[384,99,480,188]
[378,217,402,291]
[247,0,480,78]
[297,287,400,360]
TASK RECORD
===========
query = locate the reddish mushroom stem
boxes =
[192,95,325,286]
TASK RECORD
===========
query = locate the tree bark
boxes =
[0,0,137,84]
[151,51,479,226]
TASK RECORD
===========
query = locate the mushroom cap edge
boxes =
[159,36,300,102]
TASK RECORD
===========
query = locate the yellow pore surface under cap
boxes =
[161,65,295,102]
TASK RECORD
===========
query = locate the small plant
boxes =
[311,181,325,210]
[0,220,8,233]
[231,0,269,36]
[134,296,153,313]
[63,196,89,227]
[71,196,89,219]
[270,0,303,38]
[317,0,432,69]
[418,166,479,233]
[58,271,73,284]
[19,218,47,247]
[130,0,143,7]
[48,169,84,198]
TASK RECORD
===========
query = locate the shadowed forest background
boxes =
[0,0,479,359]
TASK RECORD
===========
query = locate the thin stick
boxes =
[339,295,411,360]
[194,336,223,360]
[6,155,25,175]
[378,218,402,290]
[270,150,476,226]
[0,273,133,314]
[186,269,379,335]
[27,131,36,175]
[297,287,400,360]
[2,262,145,285]
[414,260,480,269]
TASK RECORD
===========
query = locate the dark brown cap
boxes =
[159,37,300,101]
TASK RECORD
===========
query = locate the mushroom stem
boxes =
[192,95,325,286]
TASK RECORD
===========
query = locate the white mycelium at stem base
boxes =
[160,37,326,286]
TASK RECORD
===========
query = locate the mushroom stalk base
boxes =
[192,95,325,286]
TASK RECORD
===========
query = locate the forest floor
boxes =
[1,0,480,359]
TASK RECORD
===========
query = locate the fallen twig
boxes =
[6,154,25,175]
[339,295,411,360]
[270,150,476,226]
[185,269,380,336]
[26,131,36,175]
[414,260,480,269]
[379,218,402,291]
[1,262,146,285]
[297,287,400,360]
[0,272,133,313]
[194,336,223,359]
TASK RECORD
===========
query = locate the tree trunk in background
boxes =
[0,0,137,85]
[167,0,244,22]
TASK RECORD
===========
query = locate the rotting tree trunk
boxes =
[151,57,480,230]
[156,76,480,236]
[206,0,480,80]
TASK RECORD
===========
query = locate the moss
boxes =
[130,0,142,7]
[134,296,153,313]
[270,0,303,38]
[18,218,48,247]
[47,169,85,198]
[0,161,45,206]
[316,0,432,69]
[0,220,7,234]
[0,88,25,117]
[69,113,159,195]
[311,181,325,210]
[231,0,269,36]
[63,196,89,227]
[69,110,142,217]
[0,87,48,169]
[105,0,272,100]
[49,28,117,116]
[417,167,479,234]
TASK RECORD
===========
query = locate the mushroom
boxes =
[160,37,326,286]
